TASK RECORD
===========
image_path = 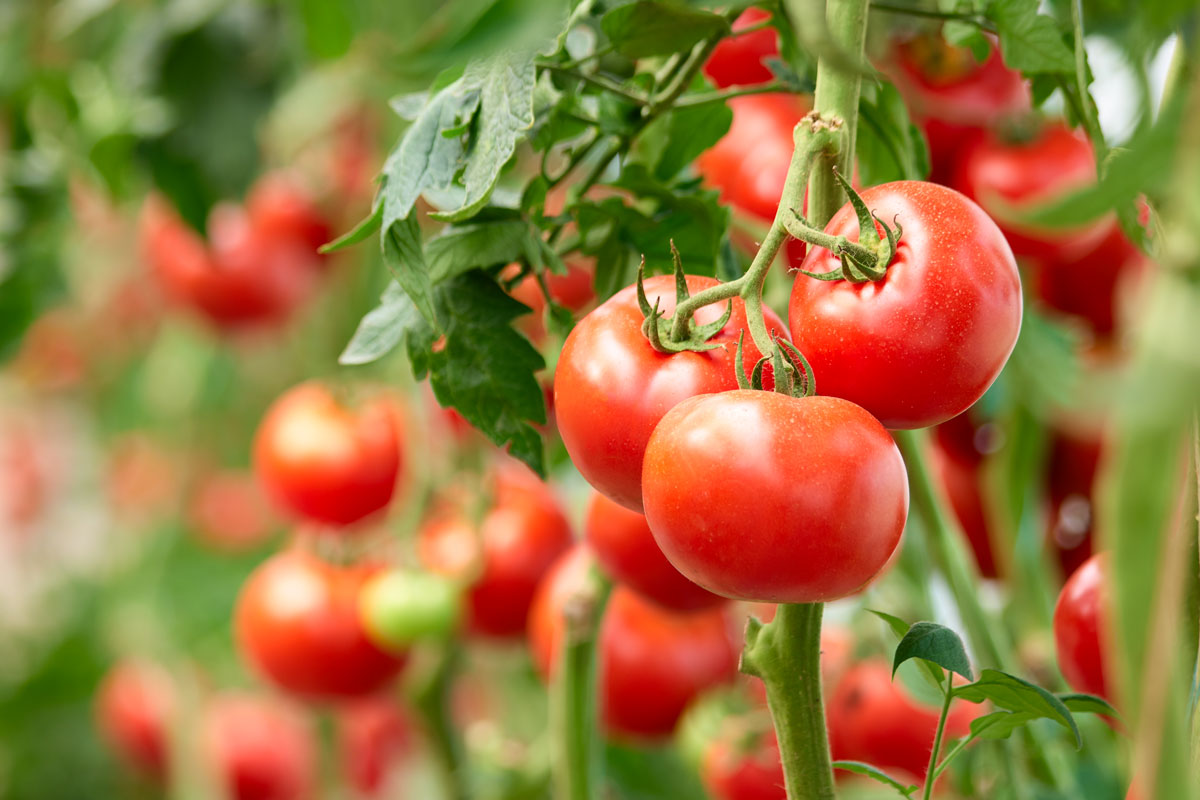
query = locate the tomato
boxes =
[555,274,787,512]
[253,382,402,528]
[642,391,907,603]
[702,728,785,800]
[245,172,332,259]
[202,693,316,800]
[95,660,173,778]
[508,260,596,344]
[886,34,1029,184]
[828,661,981,780]
[235,549,407,699]
[584,490,725,612]
[418,460,572,638]
[951,121,1112,267]
[1046,430,1102,578]
[1053,553,1110,700]
[106,433,180,523]
[929,433,999,578]
[788,180,1022,429]
[528,546,740,739]
[360,568,463,648]
[188,469,277,553]
[703,9,779,89]
[338,698,413,797]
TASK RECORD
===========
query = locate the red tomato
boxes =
[338,698,413,797]
[583,490,725,613]
[253,382,402,528]
[930,435,999,578]
[245,172,332,259]
[788,180,1022,429]
[952,121,1112,266]
[702,728,785,800]
[235,549,407,699]
[95,660,173,779]
[418,459,573,638]
[528,546,740,739]
[1046,431,1102,578]
[703,9,779,89]
[828,661,980,780]
[508,260,596,344]
[642,391,908,603]
[202,693,316,800]
[886,34,1030,183]
[1053,553,1110,700]
[188,469,278,553]
[555,274,787,512]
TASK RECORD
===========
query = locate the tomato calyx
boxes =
[734,330,815,398]
[636,246,733,354]
[787,170,902,283]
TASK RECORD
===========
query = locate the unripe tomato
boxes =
[1053,553,1110,700]
[788,180,1022,429]
[702,728,784,800]
[828,661,981,780]
[245,172,332,259]
[253,382,402,528]
[235,549,407,699]
[418,460,573,638]
[528,547,740,739]
[359,569,462,648]
[95,659,173,778]
[703,9,779,89]
[188,469,277,553]
[555,274,787,512]
[642,391,908,603]
[584,490,725,613]
[202,693,316,800]
[952,121,1112,267]
[337,698,413,797]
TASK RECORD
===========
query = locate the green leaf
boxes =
[954,669,1081,747]
[601,1,729,59]
[650,101,732,181]
[831,761,919,796]
[989,0,1075,75]
[339,282,421,366]
[299,0,353,60]
[426,220,539,283]
[893,622,973,682]
[321,204,382,253]
[868,609,912,640]
[1059,693,1120,719]
[857,80,929,185]
[968,710,1039,741]
[382,214,438,328]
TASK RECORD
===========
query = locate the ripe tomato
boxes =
[338,698,412,797]
[703,9,779,89]
[886,34,1029,183]
[555,274,787,512]
[418,459,573,638]
[507,260,596,344]
[929,433,999,578]
[952,121,1112,267]
[584,489,725,612]
[1053,553,1110,700]
[235,549,407,699]
[202,693,316,800]
[245,172,332,259]
[788,180,1022,429]
[828,661,980,780]
[1046,430,1103,578]
[702,728,785,800]
[642,391,908,603]
[528,546,740,739]
[253,382,402,528]
[95,660,173,778]
[188,469,277,553]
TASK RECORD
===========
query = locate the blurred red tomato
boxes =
[702,727,785,800]
[245,172,333,259]
[188,469,278,553]
[703,9,779,89]
[202,693,316,800]
[235,549,407,699]
[419,460,573,638]
[106,434,179,523]
[253,382,402,529]
[15,309,87,391]
[1053,553,1111,701]
[528,546,740,739]
[338,698,413,797]
[507,260,596,344]
[95,660,173,779]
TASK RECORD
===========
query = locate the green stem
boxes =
[673,82,792,109]
[931,735,974,780]
[801,0,870,227]
[553,567,613,800]
[412,646,469,800]
[922,672,956,800]
[1070,0,1108,163]
[742,604,836,800]
[542,63,648,106]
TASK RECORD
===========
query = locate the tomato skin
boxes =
[508,260,596,344]
[555,274,787,512]
[95,660,173,778]
[952,122,1112,266]
[338,698,412,797]
[1053,553,1110,700]
[253,382,401,528]
[202,694,316,800]
[642,391,908,603]
[703,9,779,89]
[828,661,980,780]
[1033,222,1146,339]
[788,180,1022,429]
[245,172,332,259]
[418,460,573,638]
[528,547,740,739]
[235,549,407,699]
[702,729,785,800]
[584,490,725,613]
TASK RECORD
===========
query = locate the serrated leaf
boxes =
[893,622,973,682]
[1059,693,1120,718]
[321,204,383,253]
[831,761,918,796]
[382,214,438,328]
[969,710,1039,741]
[954,669,1081,746]
[339,282,421,366]
[989,0,1074,75]
[601,1,729,59]
[426,220,538,283]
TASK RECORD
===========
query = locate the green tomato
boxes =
[359,569,462,651]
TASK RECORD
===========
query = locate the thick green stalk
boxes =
[412,647,469,800]
[742,604,836,800]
